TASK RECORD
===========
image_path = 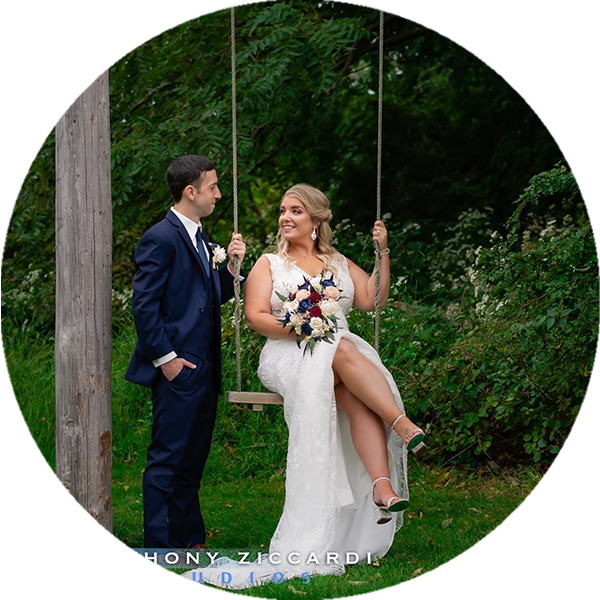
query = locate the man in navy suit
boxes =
[125,155,246,549]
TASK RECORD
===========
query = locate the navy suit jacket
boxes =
[125,210,239,390]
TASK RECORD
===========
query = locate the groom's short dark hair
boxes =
[167,155,216,203]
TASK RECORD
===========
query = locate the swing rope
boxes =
[374,10,384,354]
[227,9,385,402]
[231,6,242,392]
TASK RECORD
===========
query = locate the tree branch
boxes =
[130,81,177,114]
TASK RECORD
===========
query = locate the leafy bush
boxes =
[3,162,597,472]
[345,163,597,466]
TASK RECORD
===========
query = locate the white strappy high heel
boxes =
[391,413,426,457]
[371,476,409,525]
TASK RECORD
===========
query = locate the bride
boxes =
[183,184,425,588]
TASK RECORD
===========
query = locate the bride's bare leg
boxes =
[335,382,403,506]
[332,338,421,442]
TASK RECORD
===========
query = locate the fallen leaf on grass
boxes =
[411,568,423,577]
[442,518,453,528]
[469,507,480,513]
[348,581,366,586]
[372,559,380,567]
[288,586,307,595]
[224,504,233,508]
[156,573,171,588]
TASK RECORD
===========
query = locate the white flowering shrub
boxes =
[347,163,597,466]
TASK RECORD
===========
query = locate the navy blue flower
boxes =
[298,299,311,313]
[301,323,313,336]
[284,312,291,323]
[322,279,335,288]
[298,278,311,291]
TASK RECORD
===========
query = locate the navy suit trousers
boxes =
[143,350,217,548]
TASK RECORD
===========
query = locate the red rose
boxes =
[290,292,296,300]
[309,292,322,303]
[309,305,322,318]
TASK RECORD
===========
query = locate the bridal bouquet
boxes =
[276,274,342,356]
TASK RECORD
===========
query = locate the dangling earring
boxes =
[311,226,318,241]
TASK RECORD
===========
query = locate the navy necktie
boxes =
[195,228,210,278]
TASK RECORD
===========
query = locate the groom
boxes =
[125,155,246,549]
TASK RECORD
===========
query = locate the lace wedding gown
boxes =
[183,253,409,588]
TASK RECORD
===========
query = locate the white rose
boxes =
[320,301,339,317]
[310,317,323,330]
[324,286,340,300]
[311,328,321,338]
[310,277,323,292]
[290,313,304,326]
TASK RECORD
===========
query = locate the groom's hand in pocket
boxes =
[161,357,197,381]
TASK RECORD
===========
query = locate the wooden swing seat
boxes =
[226,391,283,411]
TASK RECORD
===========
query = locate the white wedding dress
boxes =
[182,253,409,588]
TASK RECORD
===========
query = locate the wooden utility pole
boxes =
[55,72,113,531]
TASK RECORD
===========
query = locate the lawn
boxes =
[2,461,598,600]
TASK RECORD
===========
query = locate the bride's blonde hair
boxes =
[276,183,340,276]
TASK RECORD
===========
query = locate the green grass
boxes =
[3,319,544,596]
[2,466,598,600]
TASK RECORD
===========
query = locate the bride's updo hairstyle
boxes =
[276,183,340,276]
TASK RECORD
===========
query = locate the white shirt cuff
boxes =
[227,261,245,281]
[153,351,177,368]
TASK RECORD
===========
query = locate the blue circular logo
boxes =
[10,525,79,594]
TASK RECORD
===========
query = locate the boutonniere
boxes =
[209,243,227,269]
